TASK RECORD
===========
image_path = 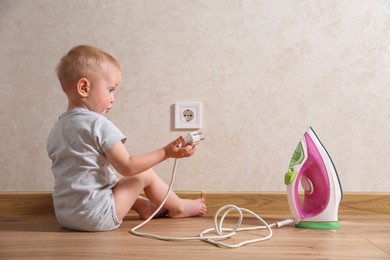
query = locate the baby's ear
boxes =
[77,78,90,97]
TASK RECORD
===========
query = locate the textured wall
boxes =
[1,0,389,191]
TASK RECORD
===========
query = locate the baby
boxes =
[47,45,206,231]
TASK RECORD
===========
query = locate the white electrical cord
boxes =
[130,132,294,248]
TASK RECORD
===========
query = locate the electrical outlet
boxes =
[175,102,202,129]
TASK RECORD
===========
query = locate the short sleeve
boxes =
[93,117,127,153]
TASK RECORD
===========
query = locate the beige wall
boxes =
[1,0,389,192]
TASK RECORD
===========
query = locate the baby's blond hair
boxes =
[56,45,121,92]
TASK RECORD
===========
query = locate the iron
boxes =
[284,127,343,230]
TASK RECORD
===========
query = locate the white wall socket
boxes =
[175,102,202,129]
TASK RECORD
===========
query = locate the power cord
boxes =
[130,132,294,248]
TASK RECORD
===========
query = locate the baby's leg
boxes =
[112,176,145,220]
[113,173,168,220]
[131,195,168,220]
[141,169,207,219]
[112,168,206,221]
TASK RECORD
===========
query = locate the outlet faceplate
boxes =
[175,102,202,129]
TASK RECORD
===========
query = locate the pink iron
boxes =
[284,127,343,229]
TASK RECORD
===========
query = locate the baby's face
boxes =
[86,62,122,115]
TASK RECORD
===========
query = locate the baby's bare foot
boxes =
[168,198,207,218]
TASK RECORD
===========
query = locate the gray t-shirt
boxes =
[47,108,127,231]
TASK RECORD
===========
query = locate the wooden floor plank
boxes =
[1,192,389,259]
[1,214,389,259]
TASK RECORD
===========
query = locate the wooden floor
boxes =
[1,213,390,259]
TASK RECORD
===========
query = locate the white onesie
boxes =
[47,108,127,231]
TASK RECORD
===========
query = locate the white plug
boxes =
[181,131,204,147]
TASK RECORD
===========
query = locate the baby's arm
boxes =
[106,135,196,177]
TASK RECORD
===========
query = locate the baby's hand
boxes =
[164,136,196,159]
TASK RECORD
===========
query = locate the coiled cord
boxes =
[130,158,293,248]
